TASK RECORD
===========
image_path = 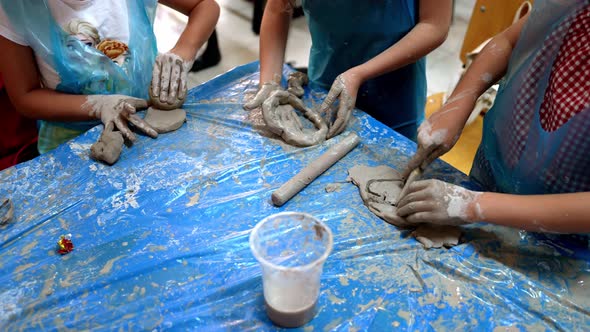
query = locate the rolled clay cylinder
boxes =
[271,133,361,206]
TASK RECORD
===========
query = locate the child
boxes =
[398,0,590,233]
[245,0,452,140]
[0,0,219,153]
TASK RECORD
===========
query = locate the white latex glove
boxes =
[151,52,193,107]
[85,95,158,141]
[244,81,281,110]
[320,73,358,139]
[396,179,480,226]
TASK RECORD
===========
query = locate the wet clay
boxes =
[272,133,360,206]
[411,224,462,249]
[259,72,331,147]
[262,90,327,147]
[325,183,342,193]
[348,165,409,227]
[322,75,356,139]
[0,198,14,225]
[149,91,185,110]
[265,299,317,328]
[287,71,308,97]
[90,124,124,165]
[149,81,186,110]
[348,165,462,249]
[143,107,186,133]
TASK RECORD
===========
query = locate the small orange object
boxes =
[57,234,74,255]
[97,39,129,60]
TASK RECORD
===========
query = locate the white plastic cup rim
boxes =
[249,211,334,273]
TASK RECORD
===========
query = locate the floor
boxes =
[153,0,481,173]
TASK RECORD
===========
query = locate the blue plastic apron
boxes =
[470,0,590,194]
[0,0,158,152]
[302,0,426,140]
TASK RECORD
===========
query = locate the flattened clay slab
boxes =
[411,224,462,249]
[144,107,186,133]
[348,165,462,249]
[348,165,408,227]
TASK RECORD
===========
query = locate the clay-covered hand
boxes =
[150,52,193,109]
[287,71,308,97]
[320,72,360,139]
[85,95,158,141]
[244,81,281,110]
[402,106,465,179]
[396,179,480,226]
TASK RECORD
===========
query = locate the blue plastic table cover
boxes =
[1,62,589,331]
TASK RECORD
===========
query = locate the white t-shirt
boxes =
[0,0,131,89]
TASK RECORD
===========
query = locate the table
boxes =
[1,62,589,331]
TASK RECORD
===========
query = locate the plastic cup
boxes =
[250,212,333,328]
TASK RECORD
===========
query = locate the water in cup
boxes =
[250,212,333,327]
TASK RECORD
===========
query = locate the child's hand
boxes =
[320,72,360,139]
[396,179,480,226]
[402,103,466,179]
[286,71,308,97]
[84,95,157,141]
[151,52,193,108]
[244,81,281,110]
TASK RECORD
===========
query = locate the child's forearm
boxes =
[0,37,91,121]
[10,88,91,122]
[440,14,530,126]
[259,0,292,84]
[351,0,452,82]
[473,192,590,233]
[165,0,220,61]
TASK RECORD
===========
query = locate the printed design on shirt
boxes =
[64,19,100,47]
[63,19,130,69]
[97,39,129,67]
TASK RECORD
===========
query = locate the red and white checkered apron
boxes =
[503,5,590,193]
